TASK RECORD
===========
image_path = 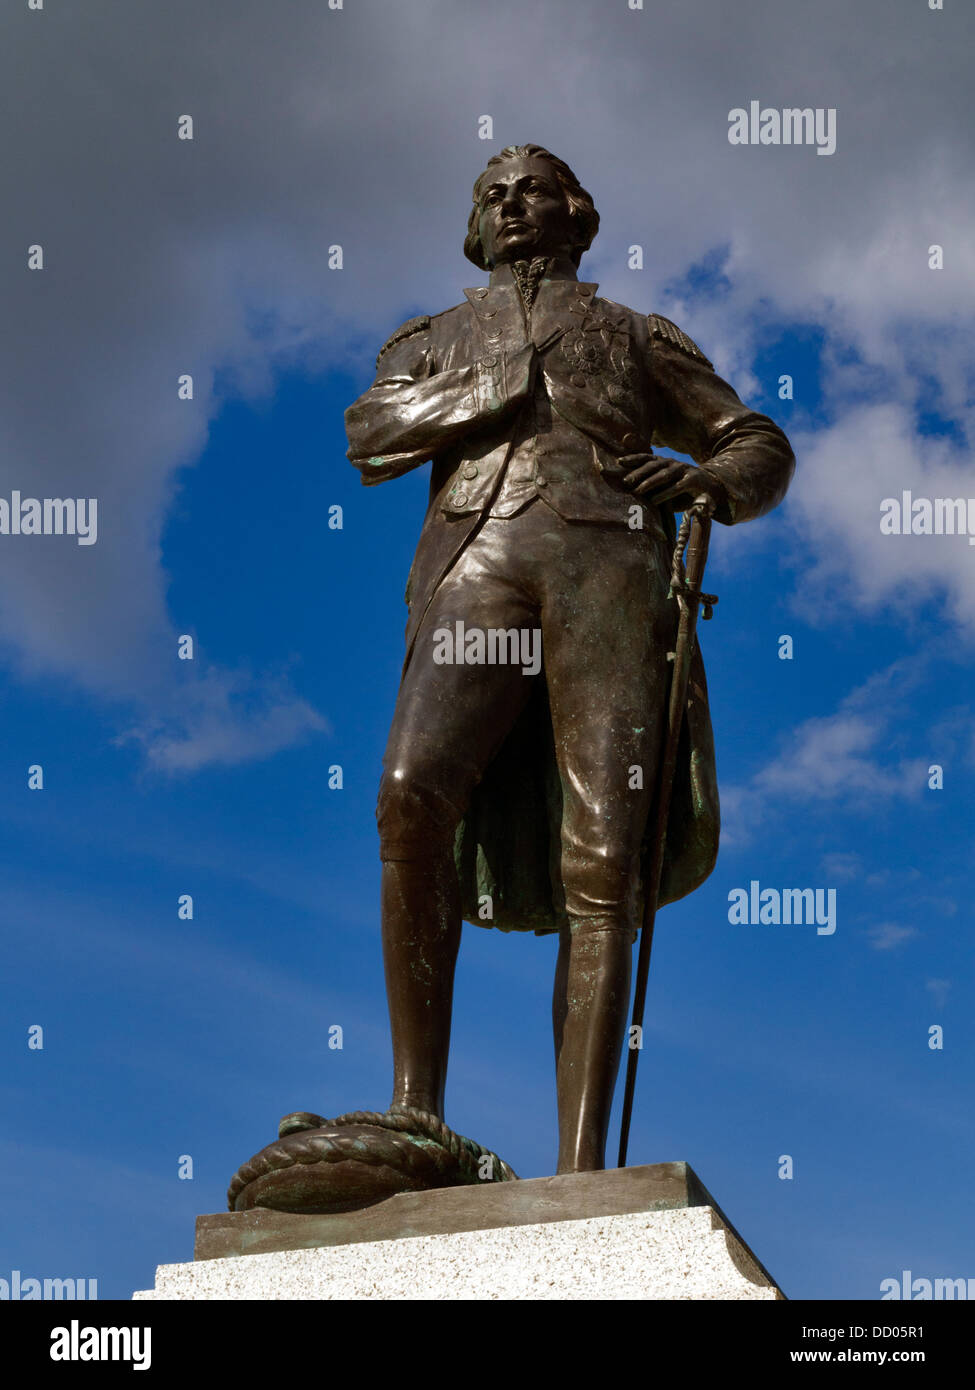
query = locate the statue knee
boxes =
[376,770,463,861]
[561,839,642,928]
[565,912,638,942]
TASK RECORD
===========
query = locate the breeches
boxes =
[377,500,674,929]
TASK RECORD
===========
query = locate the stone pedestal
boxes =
[133,1162,784,1301]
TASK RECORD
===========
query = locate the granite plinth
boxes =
[134,1163,784,1300]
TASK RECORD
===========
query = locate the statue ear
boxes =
[464,205,492,271]
[564,200,586,248]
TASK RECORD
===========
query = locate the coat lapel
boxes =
[463,277,600,353]
[529,278,598,350]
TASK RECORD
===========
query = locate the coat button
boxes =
[474,289,488,299]
[570,303,587,314]
[599,403,613,417]
[484,310,497,318]
[453,492,469,506]
[536,476,548,487]
[482,355,498,367]
[622,432,640,449]
[575,284,588,296]
[570,373,588,388]
[462,464,478,479]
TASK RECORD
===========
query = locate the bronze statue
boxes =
[227,144,794,1213]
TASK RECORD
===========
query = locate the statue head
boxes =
[464,144,600,271]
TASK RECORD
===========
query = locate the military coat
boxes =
[345,263,794,931]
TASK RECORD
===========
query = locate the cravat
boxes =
[510,257,551,312]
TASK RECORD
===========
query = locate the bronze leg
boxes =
[377,518,538,1122]
[381,855,461,1118]
[539,513,672,1172]
[553,918,633,1172]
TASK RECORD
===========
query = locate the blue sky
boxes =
[1,0,972,1301]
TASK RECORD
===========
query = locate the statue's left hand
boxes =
[619,454,726,513]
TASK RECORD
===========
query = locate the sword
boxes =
[617,494,717,1168]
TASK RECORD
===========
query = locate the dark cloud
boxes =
[1,0,971,764]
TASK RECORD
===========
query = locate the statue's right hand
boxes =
[501,340,540,403]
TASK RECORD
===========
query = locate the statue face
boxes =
[475,156,577,267]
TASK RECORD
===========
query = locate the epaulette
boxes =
[376,315,431,368]
[648,313,713,370]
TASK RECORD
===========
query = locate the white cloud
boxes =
[786,404,975,636]
[820,852,864,882]
[722,659,930,841]
[868,923,919,951]
[926,978,951,1008]
[116,669,327,773]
